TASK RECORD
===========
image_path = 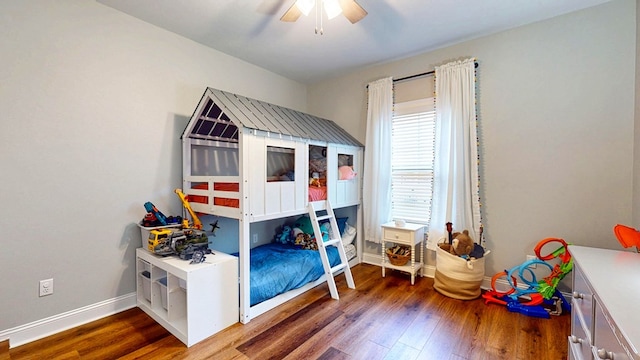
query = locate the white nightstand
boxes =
[381,222,425,285]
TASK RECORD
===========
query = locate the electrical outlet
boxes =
[39,278,54,297]
[526,255,537,268]
[252,234,258,244]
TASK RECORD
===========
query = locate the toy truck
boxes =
[147,228,210,260]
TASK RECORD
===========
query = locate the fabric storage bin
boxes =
[158,277,168,310]
[434,243,485,300]
[140,271,151,302]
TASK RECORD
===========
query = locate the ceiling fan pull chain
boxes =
[319,0,324,34]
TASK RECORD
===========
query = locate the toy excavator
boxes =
[175,188,203,230]
[142,202,182,227]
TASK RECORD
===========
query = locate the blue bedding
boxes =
[235,242,342,306]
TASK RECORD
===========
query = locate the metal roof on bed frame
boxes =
[182,88,363,147]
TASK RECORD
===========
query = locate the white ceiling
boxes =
[96,0,612,84]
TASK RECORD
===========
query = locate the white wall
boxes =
[634,0,640,226]
[0,0,306,334]
[308,0,636,285]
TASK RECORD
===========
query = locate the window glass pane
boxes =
[267,146,295,182]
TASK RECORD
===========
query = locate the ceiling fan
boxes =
[280,0,368,26]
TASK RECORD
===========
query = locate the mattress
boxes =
[236,242,341,306]
[308,185,327,201]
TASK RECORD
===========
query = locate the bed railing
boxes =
[183,175,241,219]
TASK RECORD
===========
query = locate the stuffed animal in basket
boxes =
[450,230,475,259]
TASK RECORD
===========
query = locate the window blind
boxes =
[391,98,435,224]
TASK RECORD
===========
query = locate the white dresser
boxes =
[568,246,640,360]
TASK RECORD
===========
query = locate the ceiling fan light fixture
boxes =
[295,0,314,16]
[323,0,342,20]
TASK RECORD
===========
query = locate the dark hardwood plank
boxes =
[5,264,570,360]
[1,341,9,360]
[316,347,350,360]
[236,297,343,360]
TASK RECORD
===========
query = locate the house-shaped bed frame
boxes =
[180,88,363,323]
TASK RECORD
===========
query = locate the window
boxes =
[267,146,295,182]
[390,98,435,224]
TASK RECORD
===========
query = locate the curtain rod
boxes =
[394,61,478,83]
[367,62,479,88]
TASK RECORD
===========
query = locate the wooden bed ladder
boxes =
[307,201,356,300]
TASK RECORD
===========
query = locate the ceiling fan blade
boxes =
[339,0,367,24]
[280,2,302,22]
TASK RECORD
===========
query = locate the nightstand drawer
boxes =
[383,228,411,242]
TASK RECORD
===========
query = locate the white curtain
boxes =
[363,77,393,243]
[427,58,482,250]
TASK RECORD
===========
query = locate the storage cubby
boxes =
[135,248,238,347]
[136,259,152,306]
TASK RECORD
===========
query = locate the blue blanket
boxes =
[234,243,341,306]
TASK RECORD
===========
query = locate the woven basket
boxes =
[386,246,411,266]
[434,239,486,300]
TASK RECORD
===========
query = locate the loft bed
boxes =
[180,88,363,324]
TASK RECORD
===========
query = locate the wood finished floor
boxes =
[5,264,570,360]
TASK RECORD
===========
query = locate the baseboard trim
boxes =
[0,293,136,349]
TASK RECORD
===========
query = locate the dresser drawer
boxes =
[593,299,632,360]
[572,264,594,334]
[570,308,592,360]
[383,228,412,242]
[568,336,591,360]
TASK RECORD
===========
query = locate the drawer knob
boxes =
[597,348,613,359]
[569,335,583,344]
[572,291,584,299]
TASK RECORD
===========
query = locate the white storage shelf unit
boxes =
[136,248,239,347]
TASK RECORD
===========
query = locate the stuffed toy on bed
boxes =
[274,225,293,244]
[309,177,322,187]
[295,233,318,250]
[338,166,357,180]
[293,222,330,250]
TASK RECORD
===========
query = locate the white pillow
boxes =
[341,223,356,245]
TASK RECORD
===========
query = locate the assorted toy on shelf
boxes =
[141,201,182,227]
[139,189,213,263]
[482,237,573,318]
